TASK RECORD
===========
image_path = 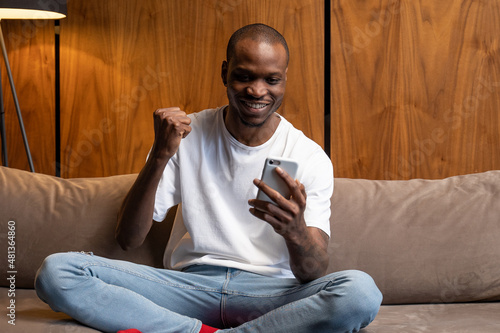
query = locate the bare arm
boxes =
[115,107,191,250]
[248,167,329,283]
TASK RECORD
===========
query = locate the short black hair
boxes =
[226,23,289,65]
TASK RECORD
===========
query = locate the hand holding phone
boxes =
[256,157,299,203]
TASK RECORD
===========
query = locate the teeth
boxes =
[244,101,268,109]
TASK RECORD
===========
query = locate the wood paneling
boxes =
[1,20,56,175]
[6,1,498,180]
[331,0,500,179]
[59,0,324,178]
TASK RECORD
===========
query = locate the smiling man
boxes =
[35,24,382,333]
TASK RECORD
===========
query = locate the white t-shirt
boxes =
[153,106,333,278]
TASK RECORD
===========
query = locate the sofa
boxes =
[1,165,500,332]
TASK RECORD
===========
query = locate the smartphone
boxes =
[256,157,299,203]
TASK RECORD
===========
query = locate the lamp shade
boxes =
[0,0,67,19]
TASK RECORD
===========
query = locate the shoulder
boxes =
[278,115,332,168]
[188,107,221,126]
[278,116,333,186]
[182,106,225,141]
[176,107,225,155]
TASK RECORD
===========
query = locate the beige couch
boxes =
[1,166,500,332]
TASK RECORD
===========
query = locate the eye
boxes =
[235,74,251,82]
[266,77,281,85]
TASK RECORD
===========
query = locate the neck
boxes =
[223,107,281,146]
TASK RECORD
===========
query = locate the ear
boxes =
[221,61,228,86]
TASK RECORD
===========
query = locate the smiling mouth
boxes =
[242,101,270,110]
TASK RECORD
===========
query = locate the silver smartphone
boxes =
[256,157,299,203]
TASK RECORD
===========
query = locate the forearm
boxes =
[115,155,169,250]
[116,107,191,250]
[285,227,330,283]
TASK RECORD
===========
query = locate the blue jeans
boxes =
[35,252,382,333]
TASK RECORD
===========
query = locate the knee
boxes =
[342,270,383,324]
[35,252,81,306]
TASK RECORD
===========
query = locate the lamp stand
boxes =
[0,20,35,172]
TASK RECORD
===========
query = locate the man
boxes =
[35,23,382,333]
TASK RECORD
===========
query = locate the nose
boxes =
[246,80,267,98]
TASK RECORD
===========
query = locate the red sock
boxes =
[200,324,219,333]
[118,324,217,333]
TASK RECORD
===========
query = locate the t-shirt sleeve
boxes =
[302,150,334,237]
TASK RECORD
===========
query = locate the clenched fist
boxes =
[151,107,192,161]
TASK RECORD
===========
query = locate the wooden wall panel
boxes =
[4,1,500,181]
[1,20,56,175]
[60,0,324,178]
[331,0,500,179]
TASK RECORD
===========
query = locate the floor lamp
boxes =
[0,0,67,172]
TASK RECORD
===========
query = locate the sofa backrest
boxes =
[328,171,500,304]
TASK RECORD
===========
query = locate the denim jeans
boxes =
[35,252,382,333]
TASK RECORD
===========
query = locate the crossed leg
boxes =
[35,252,382,333]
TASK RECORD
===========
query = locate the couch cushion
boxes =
[0,167,171,288]
[362,302,500,332]
[0,289,99,332]
[328,170,500,304]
